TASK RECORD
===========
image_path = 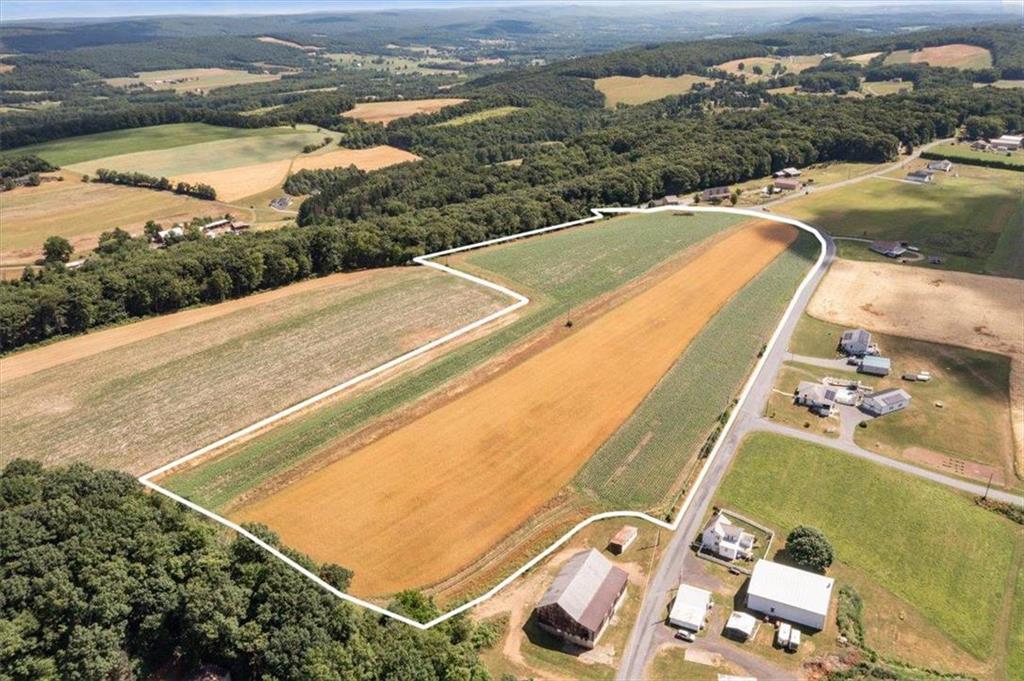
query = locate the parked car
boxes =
[675,629,696,642]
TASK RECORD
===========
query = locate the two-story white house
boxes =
[700,512,755,561]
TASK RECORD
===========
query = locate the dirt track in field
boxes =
[807,259,1024,477]
[233,221,796,596]
[0,270,374,381]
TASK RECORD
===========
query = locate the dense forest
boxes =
[0,459,496,680]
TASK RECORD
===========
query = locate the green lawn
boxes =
[783,164,1024,277]
[435,106,520,127]
[716,432,1020,660]
[0,123,304,167]
[575,232,818,513]
[163,211,749,510]
[926,142,1024,169]
[787,313,846,357]
[763,361,842,439]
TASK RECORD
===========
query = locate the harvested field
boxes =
[807,259,1024,476]
[256,36,319,51]
[342,98,467,125]
[846,51,883,64]
[861,80,913,96]
[594,75,713,107]
[715,55,822,79]
[0,173,245,262]
[163,212,748,513]
[885,44,993,70]
[230,221,796,596]
[291,145,420,172]
[105,67,284,92]
[0,268,505,475]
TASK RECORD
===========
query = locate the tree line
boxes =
[0,459,496,680]
[92,168,218,200]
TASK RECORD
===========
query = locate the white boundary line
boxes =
[138,205,826,630]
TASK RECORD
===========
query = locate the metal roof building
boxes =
[862,387,911,416]
[746,560,835,630]
[534,549,628,649]
[669,584,712,632]
[858,355,892,376]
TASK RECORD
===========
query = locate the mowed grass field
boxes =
[594,74,714,107]
[0,268,505,476]
[343,98,468,125]
[884,44,993,70]
[715,54,822,79]
[782,162,1024,276]
[0,176,245,262]
[575,231,818,512]
[105,67,285,92]
[227,221,796,596]
[926,141,1024,168]
[716,432,1021,668]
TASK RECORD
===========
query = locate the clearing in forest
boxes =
[225,221,796,596]
[884,44,993,70]
[104,67,287,92]
[595,74,714,107]
[714,54,822,79]
[0,268,506,476]
[342,98,468,125]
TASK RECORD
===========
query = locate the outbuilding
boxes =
[608,525,638,554]
[861,387,911,415]
[869,240,907,258]
[534,549,628,649]
[926,159,953,173]
[701,186,732,202]
[746,559,835,630]
[858,355,891,376]
[724,611,758,641]
[773,178,802,191]
[990,134,1023,151]
[774,167,802,178]
[669,584,712,632]
[906,169,934,183]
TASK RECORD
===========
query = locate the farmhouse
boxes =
[156,226,185,244]
[746,559,835,630]
[534,549,628,649]
[858,355,892,376]
[869,240,907,258]
[861,387,911,415]
[839,328,873,356]
[701,511,755,560]
[795,381,839,416]
[608,525,638,554]
[773,177,802,191]
[701,186,732,202]
[926,159,954,173]
[990,134,1023,151]
[669,584,712,632]
[971,140,991,151]
[906,169,934,183]
[724,611,758,641]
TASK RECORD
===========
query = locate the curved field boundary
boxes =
[139,206,827,630]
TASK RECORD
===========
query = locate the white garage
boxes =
[745,560,834,630]
[668,583,712,632]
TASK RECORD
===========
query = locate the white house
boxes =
[839,328,872,356]
[861,387,911,415]
[669,584,712,632]
[701,512,755,560]
[746,560,835,630]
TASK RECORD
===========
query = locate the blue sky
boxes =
[1,0,1016,21]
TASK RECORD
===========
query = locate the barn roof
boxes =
[537,549,628,633]
[748,560,834,617]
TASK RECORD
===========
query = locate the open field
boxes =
[884,44,993,70]
[105,67,285,92]
[594,74,714,107]
[846,51,883,64]
[291,144,420,172]
[327,52,462,75]
[715,55,822,79]
[716,432,1021,669]
[861,79,914,96]
[342,98,467,124]
[731,160,884,207]
[978,79,1024,89]
[925,141,1024,168]
[435,106,520,126]
[0,122,304,167]
[575,231,817,512]
[228,221,795,596]
[0,268,505,475]
[0,173,245,263]
[782,162,1024,276]
[256,36,319,51]
[161,212,751,515]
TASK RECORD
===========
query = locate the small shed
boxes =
[773,178,802,191]
[608,525,638,554]
[534,549,628,649]
[861,387,911,415]
[669,584,712,632]
[906,169,934,183]
[858,355,891,376]
[724,611,758,640]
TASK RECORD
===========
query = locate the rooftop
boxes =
[748,560,834,617]
[537,549,628,633]
[867,387,911,406]
[670,584,712,630]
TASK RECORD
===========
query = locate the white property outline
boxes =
[139,205,827,630]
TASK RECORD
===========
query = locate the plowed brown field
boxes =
[233,221,796,595]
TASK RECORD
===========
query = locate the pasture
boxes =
[925,141,1024,169]
[228,221,795,596]
[861,80,913,96]
[105,67,285,92]
[594,74,714,107]
[0,122,292,166]
[0,175,245,262]
[575,231,818,512]
[0,268,505,476]
[342,98,467,125]
[715,54,822,79]
[435,106,520,126]
[884,44,993,70]
[782,162,1024,276]
[717,432,1021,669]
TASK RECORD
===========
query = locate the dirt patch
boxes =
[903,447,1006,487]
[232,222,796,596]
[808,259,1024,477]
[342,98,467,125]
